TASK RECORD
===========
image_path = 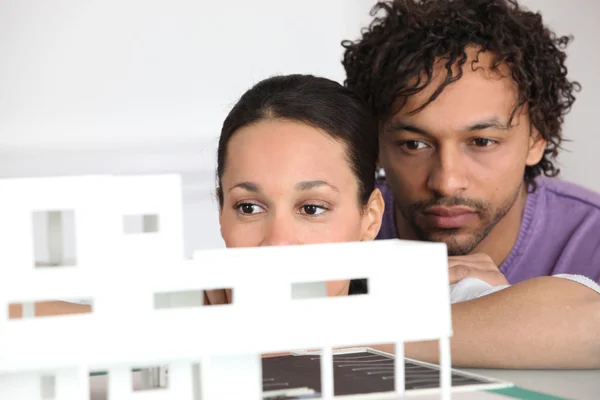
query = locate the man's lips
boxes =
[424,206,475,217]
[421,206,477,229]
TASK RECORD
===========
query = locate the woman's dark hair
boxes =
[216,74,378,208]
[341,0,581,189]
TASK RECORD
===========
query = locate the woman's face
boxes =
[218,119,383,295]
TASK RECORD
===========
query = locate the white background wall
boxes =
[519,0,600,190]
[1,0,598,257]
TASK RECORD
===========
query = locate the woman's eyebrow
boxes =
[229,181,261,193]
[295,180,339,192]
[230,180,340,193]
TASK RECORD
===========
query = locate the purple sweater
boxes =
[376,177,600,284]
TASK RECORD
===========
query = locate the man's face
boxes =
[379,49,546,255]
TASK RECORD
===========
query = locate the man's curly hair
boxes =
[341,0,581,188]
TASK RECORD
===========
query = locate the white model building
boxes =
[0,174,454,400]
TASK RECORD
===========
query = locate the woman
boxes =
[8,74,384,319]
[205,74,385,304]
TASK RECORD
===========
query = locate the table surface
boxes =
[465,368,600,400]
[87,368,599,400]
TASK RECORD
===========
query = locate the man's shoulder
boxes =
[509,176,600,284]
[537,176,600,213]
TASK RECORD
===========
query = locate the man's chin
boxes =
[420,231,479,256]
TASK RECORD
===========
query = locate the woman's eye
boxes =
[472,138,496,147]
[300,204,327,216]
[235,203,265,215]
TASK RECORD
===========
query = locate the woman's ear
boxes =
[361,188,385,241]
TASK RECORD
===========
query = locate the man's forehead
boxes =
[386,68,519,127]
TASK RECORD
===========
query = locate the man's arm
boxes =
[375,276,600,369]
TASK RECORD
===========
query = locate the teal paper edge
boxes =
[488,386,568,400]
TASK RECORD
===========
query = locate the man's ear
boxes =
[526,125,547,167]
[361,188,385,241]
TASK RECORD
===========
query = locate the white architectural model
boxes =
[0,174,454,400]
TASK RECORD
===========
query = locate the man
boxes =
[342,0,600,368]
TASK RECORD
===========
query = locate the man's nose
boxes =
[427,144,469,197]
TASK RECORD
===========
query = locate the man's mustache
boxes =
[409,197,489,214]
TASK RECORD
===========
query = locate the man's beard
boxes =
[400,185,522,256]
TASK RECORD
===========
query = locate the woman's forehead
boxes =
[222,120,357,191]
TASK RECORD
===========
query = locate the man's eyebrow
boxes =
[384,118,511,135]
[295,180,340,192]
[465,118,510,131]
[229,181,261,192]
[384,121,429,135]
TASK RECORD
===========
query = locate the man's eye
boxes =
[472,138,496,147]
[399,140,428,150]
[235,203,265,215]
